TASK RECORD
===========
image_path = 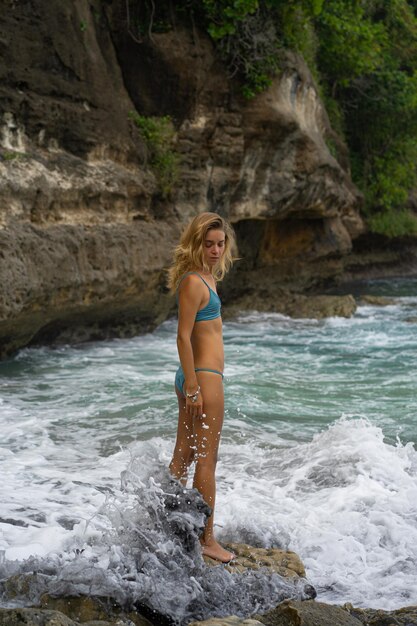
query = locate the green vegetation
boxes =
[129,0,417,237]
[368,209,417,238]
[129,112,179,198]
[1,151,26,161]
[201,0,259,39]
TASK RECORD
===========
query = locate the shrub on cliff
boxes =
[129,112,179,198]
[207,0,417,238]
[203,0,417,237]
[129,0,417,236]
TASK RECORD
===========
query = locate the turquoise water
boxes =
[0,278,417,616]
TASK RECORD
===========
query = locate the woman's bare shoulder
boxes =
[178,273,205,302]
[179,272,204,290]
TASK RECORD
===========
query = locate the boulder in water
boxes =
[359,295,397,306]
[224,292,357,320]
[39,594,152,625]
[204,544,306,580]
[255,599,362,625]
[188,599,417,626]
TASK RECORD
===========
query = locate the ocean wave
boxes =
[217,417,417,609]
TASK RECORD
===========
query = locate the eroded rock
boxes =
[0,2,365,356]
[0,608,79,626]
[359,295,396,306]
[189,600,417,626]
[0,219,178,358]
[40,595,152,625]
[189,618,264,626]
[345,603,417,625]
[256,599,362,626]
[224,292,357,320]
[204,544,306,580]
[0,606,141,625]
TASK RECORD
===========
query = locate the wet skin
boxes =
[170,229,235,563]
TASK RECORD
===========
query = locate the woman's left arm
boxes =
[177,276,204,417]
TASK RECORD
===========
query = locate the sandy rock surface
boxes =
[204,544,306,579]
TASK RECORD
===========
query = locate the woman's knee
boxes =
[173,443,195,466]
[195,449,218,472]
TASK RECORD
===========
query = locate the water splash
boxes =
[217,417,417,609]
[0,455,312,624]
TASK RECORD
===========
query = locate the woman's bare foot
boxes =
[201,539,236,563]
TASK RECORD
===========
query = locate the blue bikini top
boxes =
[177,272,221,322]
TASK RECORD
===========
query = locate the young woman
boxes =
[167,212,236,563]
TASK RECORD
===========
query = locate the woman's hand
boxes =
[185,390,204,419]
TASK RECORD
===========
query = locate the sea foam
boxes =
[217,417,417,609]
[0,453,311,623]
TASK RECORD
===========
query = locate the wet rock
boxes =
[0,605,145,624]
[224,292,357,320]
[190,601,417,626]
[204,544,306,580]
[189,618,264,626]
[359,295,396,306]
[40,594,152,625]
[256,599,363,625]
[1,475,312,624]
[0,593,152,625]
[0,534,313,624]
[187,601,361,626]
[283,294,357,319]
[339,231,417,284]
[344,602,417,626]
[4,573,39,598]
[0,607,81,625]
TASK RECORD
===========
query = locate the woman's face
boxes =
[202,228,225,268]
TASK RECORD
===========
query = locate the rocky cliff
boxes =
[0,0,366,357]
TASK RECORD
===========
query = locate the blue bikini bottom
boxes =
[175,365,224,397]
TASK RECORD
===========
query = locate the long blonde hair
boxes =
[167,212,236,293]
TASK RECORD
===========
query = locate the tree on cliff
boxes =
[132,0,417,237]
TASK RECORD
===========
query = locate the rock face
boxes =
[2,554,416,626]
[0,606,149,626]
[257,600,363,626]
[205,543,307,580]
[189,619,264,626]
[39,594,152,625]
[223,291,357,319]
[0,216,178,356]
[3,601,417,626]
[188,600,417,626]
[0,0,365,356]
[346,603,417,625]
[340,232,417,282]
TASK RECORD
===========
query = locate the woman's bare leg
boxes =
[193,372,234,562]
[169,389,195,486]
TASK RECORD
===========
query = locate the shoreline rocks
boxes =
[1,592,416,626]
[223,292,357,321]
[1,545,416,626]
[358,295,396,306]
[0,605,151,626]
[188,600,417,626]
[211,544,307,579]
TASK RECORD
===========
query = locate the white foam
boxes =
[1,292,417,613]
[217,417,417,609]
